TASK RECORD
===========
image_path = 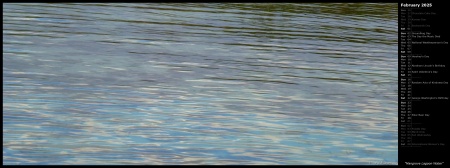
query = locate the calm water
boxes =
[3,3,398,165]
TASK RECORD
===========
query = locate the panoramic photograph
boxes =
[3,3,398,165]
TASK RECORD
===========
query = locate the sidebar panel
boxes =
[399,2,448,166]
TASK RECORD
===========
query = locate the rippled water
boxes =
[3,3,398,165]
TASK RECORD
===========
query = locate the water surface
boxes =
[3,3,398,165]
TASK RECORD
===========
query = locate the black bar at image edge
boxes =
[398,1,448,166]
